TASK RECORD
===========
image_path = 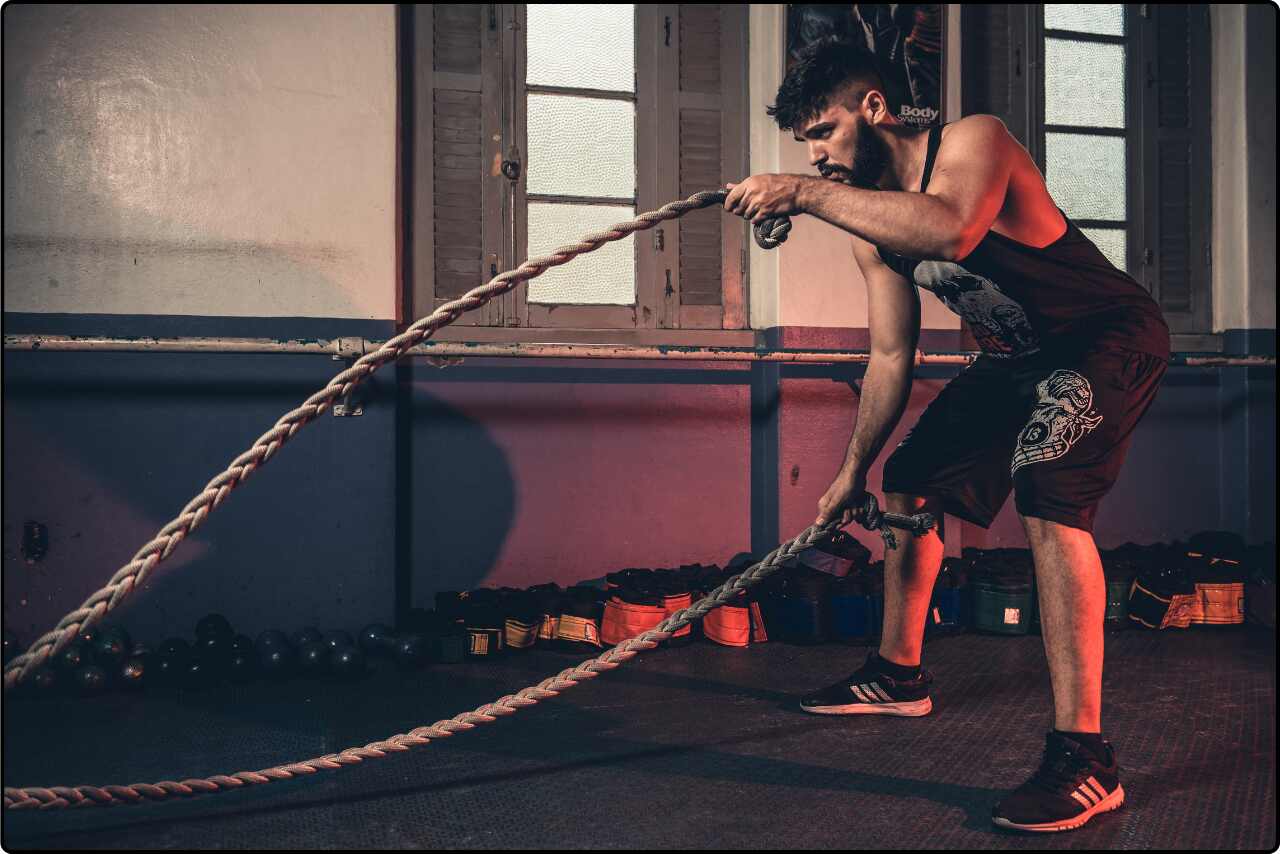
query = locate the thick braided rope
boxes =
[2,191,790,692]
[3,519,836,810]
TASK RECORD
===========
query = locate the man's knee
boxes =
[885,491,939,516]
[1019,513,1096,548]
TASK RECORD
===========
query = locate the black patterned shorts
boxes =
[882,347,1168,532]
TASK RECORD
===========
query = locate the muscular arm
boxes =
[837,238,921,480]
[798,116,1013,260]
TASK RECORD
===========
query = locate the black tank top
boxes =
[876,124,1170,361]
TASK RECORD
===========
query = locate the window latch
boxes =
[653,228,664,251]
[501,145,522,181]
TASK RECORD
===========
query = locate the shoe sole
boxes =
[992,785,1125,833]
[799,697,933,717]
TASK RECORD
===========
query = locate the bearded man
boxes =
[723,37,1170,833]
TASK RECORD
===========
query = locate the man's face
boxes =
[795,99,889,190]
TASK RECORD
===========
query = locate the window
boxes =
[962,5,1213,338]
[1042,5,1129,271]
[523,5,636,308]
[410,4,750,336]
[1039,5,1213,335]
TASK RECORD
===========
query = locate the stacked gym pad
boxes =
[1127,532,1251,629]
[967,548,1037,635]
[2,534,1272,697]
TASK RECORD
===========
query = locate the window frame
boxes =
[1037,9,1136,273]
[513,2,653,330]
[1032,4,1214,339]
[410,4,752,341]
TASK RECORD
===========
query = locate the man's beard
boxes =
[821,120,890,190]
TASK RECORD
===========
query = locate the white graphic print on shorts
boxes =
[1011,370,1104,473]
[913,261,1040,358]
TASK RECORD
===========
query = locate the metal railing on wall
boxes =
[3,334,1274,368]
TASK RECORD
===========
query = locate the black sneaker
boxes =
[992,732,1125,832]
[799,653,933,717]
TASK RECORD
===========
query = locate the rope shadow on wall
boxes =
[1,350,400,644]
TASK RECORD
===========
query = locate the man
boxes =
[723,38,1169,832]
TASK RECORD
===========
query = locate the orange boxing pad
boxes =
[704,595,769,647]
[601,596,667,646]
[661,591,694,639]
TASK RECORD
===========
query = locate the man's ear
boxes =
[863,89,892,126]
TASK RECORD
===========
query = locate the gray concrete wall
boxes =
[2,4,397,319]
[2,4,399,643]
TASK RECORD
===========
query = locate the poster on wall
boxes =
[786,4,944,128]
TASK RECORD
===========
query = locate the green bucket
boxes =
[970,583,1035,635]
[1105,577,1133,623]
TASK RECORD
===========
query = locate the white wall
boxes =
[747,4,958,331]
[1209,4,1275,333]
[747,3,785,331]
[2,4,397,320]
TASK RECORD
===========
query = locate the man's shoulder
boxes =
[940,115,1011,149]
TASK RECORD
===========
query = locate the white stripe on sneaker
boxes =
[1085,776,1108,800]
[1070,790,1094,809]
[849,685,872,703]
[1076,784,1100,806]
[869,682,893,702]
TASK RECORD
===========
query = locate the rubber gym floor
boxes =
[3,627,1274,850]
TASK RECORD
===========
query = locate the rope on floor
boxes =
[3,192,805,810]
[3,519,838,810]
[1,192,789,693]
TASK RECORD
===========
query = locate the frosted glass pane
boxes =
[527,203,635,304]
[527,94,635,198]
[1045,5,1124,36]
[1045,39,1125,128]
[1046,133,1126,221]
[527,4,634,91]
[1082,228,1127,272]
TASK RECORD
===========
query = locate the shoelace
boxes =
[850,662,933,690]
[1026,743,1092,794]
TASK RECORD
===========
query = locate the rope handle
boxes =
[853,494,936,550]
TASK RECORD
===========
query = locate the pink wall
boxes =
[3,343,1252,646]
[777,372,960,562]
[409,358,754,598]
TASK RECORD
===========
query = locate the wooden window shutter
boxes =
[416,4,504,325]
[960,4,1035,151]
[1138,4,1212,333]
[673,4,748,329]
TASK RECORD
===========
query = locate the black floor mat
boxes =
[3,628,1275,849]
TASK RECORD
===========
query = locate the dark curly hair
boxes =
[767,37,885,133]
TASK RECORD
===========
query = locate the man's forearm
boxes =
[797,176,967,261]
[839,353,914,478]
